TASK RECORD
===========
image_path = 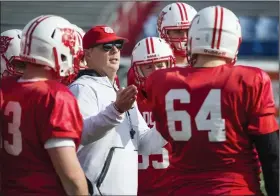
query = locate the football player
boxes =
[126,3,197,86]
[0,29,23,78]
[146,6,279,196]
[128,37,175,195]
[157,2,197,67]
[1,15,89,195]
[0,29,22,193]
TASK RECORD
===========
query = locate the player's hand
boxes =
[114,85,138,113]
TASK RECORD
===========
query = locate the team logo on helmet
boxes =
[0,36,13,54]
[60,28,77,55]
[157,11,167,34]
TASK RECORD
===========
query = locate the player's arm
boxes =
[250,131,279,196]
[247,71,279,196]
[46,139,89,196]
[69,83,125,145]
[38,91,89,196]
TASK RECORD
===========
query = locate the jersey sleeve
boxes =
[37,89,83,146]
[44,138,75,149]
[247,70,279,135]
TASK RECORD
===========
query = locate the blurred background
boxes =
[1,1,279,117]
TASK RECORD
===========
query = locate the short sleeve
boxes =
[248,70,279,135]
[37,89,83,147]
[44,138,75,149]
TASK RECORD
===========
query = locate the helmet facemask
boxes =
[1,54,24,77]
[133,56,175,90]
[161,26,189,57]
[0,31,23,78]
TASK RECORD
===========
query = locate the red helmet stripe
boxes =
[23,17,40,55]
[216,7,224,49]
[24,15,51,55]
[181,3,189,21]
[176,3,184,21]
[211,6,218,49]
[150,37,155,53]
[145,37,150,54]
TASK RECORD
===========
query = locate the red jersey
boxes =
[127,66,137,86]
[136,87,172,195]
[0,77,83,196]
[145,64,279,195]
[127,66,172,195]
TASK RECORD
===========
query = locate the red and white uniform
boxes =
[146,64,279,195]
[1,77,83,196]
[0,29,22,77]
[127,67,172,195]
[240,61,279,120]
[175,63,187,68]
[137,91,172,196]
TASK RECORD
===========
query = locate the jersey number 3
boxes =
[3,101,23,156]
[165,89,226,142]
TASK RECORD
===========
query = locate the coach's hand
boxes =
[114,85,138,113]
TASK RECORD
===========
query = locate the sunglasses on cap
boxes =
[94,40,124,52]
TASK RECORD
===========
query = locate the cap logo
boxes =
[102,27,114,34]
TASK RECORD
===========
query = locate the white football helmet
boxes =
[157,3,197,57]
[131,37,175,89]
[72,24,85,38]
[187,6,242,63]
[60,23,86,85]
[71,24,87,69]
[0,29,22,77]
[19,15,83,77]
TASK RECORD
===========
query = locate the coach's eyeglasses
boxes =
[92,40,124,52]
